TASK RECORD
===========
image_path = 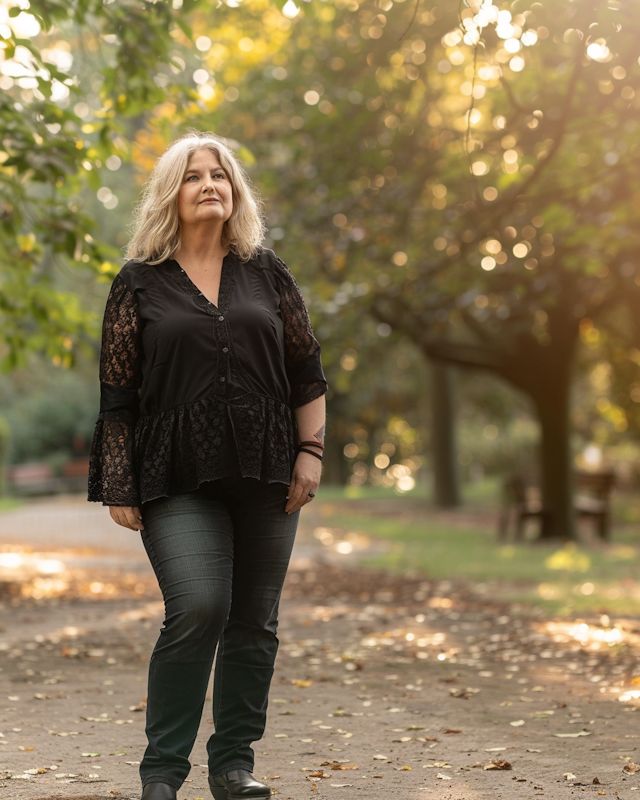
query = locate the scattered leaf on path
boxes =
[484,760,512,771]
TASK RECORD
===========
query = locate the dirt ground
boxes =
[1,498,640,800]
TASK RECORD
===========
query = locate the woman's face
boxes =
[177,148,234,229]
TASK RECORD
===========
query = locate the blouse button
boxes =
[220,376,226,382]
[218,315,224,321]
[223,347,229,353]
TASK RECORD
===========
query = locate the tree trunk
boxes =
[431,361,460,508]
[533,375,575,540]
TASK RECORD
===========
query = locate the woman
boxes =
[88,131,327,800]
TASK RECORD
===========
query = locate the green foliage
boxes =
[0,357,98,464]
[0,415,9,495]
[0,0,214,367]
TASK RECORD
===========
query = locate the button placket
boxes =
[216,311,230,389]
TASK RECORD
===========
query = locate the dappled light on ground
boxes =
[0,545,156,601]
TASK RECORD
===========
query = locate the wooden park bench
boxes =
[498,470,616,542]
[5,462,63,496]
[5,457,90,496]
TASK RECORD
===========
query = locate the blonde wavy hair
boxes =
[124,131,265,264]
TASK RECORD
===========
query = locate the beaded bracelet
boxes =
[298,447,323,461]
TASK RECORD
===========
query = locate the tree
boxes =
[193,0,640,537]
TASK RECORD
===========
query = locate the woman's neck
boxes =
[176,223,228,265]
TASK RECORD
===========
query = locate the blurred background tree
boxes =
[180,0,640,537]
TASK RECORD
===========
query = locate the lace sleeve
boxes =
[273,254,328,409]
[87,274,142,506]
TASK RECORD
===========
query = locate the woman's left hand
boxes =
[285,451,322,514]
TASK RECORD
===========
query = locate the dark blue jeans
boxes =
[138,474,299,790]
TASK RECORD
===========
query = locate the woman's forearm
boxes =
[293,393,326,447]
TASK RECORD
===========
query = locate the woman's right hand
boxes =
[109,506,144,531]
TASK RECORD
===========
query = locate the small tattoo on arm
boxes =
[313,424,325,444]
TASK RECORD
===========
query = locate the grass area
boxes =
[318,480,640,616]
[0,496,21,512]
[318,477,500,505]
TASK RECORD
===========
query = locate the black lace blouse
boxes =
[87,247,328,507]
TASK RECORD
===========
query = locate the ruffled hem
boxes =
[133,393,298,505]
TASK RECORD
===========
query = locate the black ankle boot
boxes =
[208,769,271,799]
[141,782,177,800]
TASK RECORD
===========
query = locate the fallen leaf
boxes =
[397,766,412,770]
[593,777,600,784]
[292,679,313,688]
[484,748,506,752]
[450,687,480,699]
[484,760,512,771]
[510,720,525,727]
[331,766,359,770]
[81,752,100,757]
[554,730,593,738]
[623,763,640,774]
[436,773,452,780]
[330,784,354,788]
[443,729,461,734]
[563,772,577,782]
[373,754,389,761]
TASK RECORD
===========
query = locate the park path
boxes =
[0,495,639,800]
